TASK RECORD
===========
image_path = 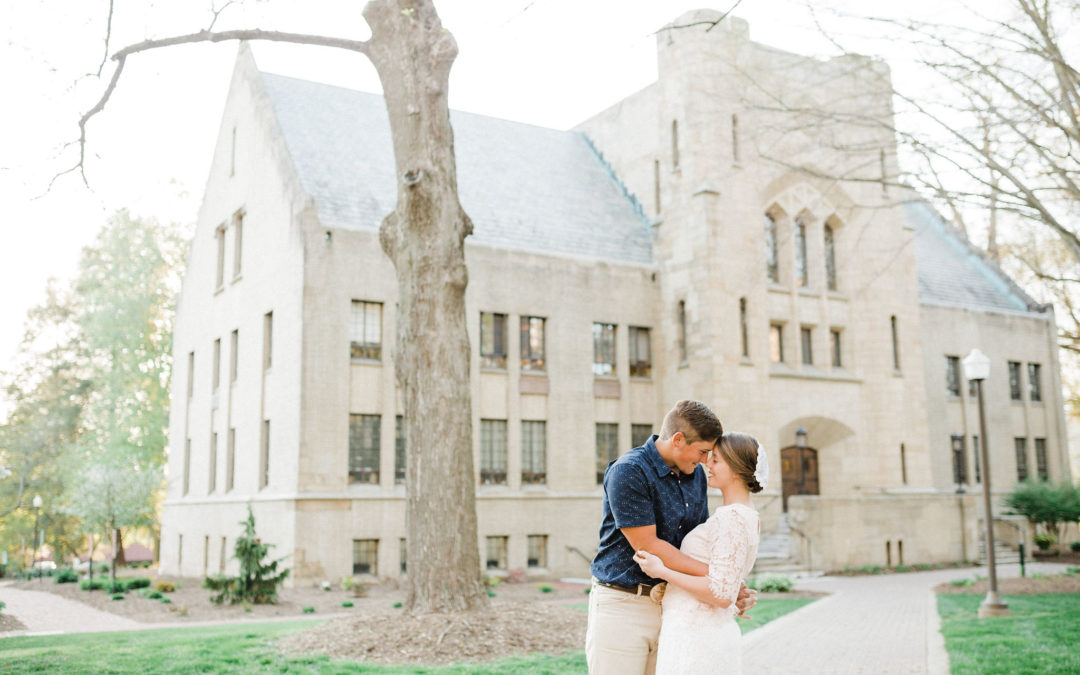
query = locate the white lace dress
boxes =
[655,503,760,675]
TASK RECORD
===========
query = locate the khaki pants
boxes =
[585,580,662,675]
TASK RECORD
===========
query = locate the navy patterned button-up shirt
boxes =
[590,435,709,587]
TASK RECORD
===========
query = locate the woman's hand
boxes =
[633,550,667,579]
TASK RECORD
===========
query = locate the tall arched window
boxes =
[765,213,779,283]
[795,217,808,287]
[824,223,837,291]
[672,120,680,170]
[739,297,749,358]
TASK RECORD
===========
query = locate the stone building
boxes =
[160,10,1071,583]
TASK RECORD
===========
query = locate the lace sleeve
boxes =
[707,509,753,604]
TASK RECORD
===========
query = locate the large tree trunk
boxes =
[365,0,486,614]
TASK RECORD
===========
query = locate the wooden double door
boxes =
[781,445,819,511]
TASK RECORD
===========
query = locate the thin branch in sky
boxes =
[96,0,115,78]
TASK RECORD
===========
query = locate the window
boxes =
[394,415,406,484]
[527,534,548,568]
[187,351,195,398]
[890,316,900,371]
[399,538,407,575]
[352,539,378,576]
[654,159,661,213]
[226,428,235,491]
[629,326,652,377]
[900,443,907,485]
[480,419,507,485]
[596,423,619,484]
[1035,438,1048,480]
[480,312,507,369]
[795,217,809,288]
[1008,361,1022,401]
[183,438,191,495]
[520,316,545,371]
[213,339,221,390]
[263,312,273,370]
[739,298,749,358]
[209,431,218,493]
[631,424,653,449]
[592,323,616,376]
[1014,437,1028,481]
[260,419,270,488]
[230,330,238,383]
[824,223,837,291]
[731,114,740,164]
[232,211,244,279]
[220,536,227,574]
[769,324,784,363]
[677,301,688,365]
[521,420,546,485]
[1028,363,1042,402]
[800,327,813,366]
[671,119,679,169]
[830,329,842,368]
[351,301,383,361]
[486,535,508,570]
[349,414,381,484]
[178,534,183,571]
[945,356,961,397]
[951,434,967,485]
[215,225,226,288]
[972,435,981,483]
[765,213,779,284]
[230,126,237,177]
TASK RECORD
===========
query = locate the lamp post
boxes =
[962,348,1010,617]
[31,494,43,583]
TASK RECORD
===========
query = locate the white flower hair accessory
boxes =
[754,443,769,490]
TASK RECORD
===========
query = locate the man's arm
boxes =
[621,525,708,577]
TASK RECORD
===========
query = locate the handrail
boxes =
[787,524,813,573]
[566,545,594,566]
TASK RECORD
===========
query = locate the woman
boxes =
[634,432,766,674]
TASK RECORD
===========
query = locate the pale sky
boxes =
[0,0,983,420]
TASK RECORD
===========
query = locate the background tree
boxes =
[65,0,485,612]
[203,505,290,605]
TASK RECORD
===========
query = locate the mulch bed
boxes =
[0,612,28,633]
[935,572,1080,595]
[278,602,587,666]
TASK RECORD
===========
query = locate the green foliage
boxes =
[1005,480,1080,543]
[894,564,912,572]
[203,506,290,605]
[856,565,884,575]
[1070,541,1080,552]
[301,606,315,614]
[155,580,175,593]
[55,568,78,583]
[147,591,163,599]
[1032,533,1057,550]
[1066,567,1080,575]
[950,578,975,587]
[111,593,125,601]
[486,590,496,597]
[160,597,172,604]
[341,601,354,608]
[537,584,554,593]
[393,601,403,608]
[484,575,502,588]
[340,576,356,591]
[748,573,795,592]
[80,578,109,591]
[0,600,5,615]
[914,563,933,571]
[125,577,151,590]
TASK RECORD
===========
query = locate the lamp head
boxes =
[963,348,991,382]
[32,495,43,508]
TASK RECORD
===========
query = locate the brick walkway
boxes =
[742,562,1071,674]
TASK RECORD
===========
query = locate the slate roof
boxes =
[906,199,1038,314]
[259,72,653,265]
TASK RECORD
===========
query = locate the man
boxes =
[586,400,755,674]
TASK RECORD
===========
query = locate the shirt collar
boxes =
[644,435,676,478]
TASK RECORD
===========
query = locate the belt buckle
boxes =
[649,582,666,605]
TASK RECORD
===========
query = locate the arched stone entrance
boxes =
[775,417,856,511]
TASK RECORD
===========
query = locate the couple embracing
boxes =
[586,400,767,674]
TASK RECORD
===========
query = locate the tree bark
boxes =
[364,0,485,613]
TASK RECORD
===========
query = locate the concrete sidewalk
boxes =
[741,562,1071,674]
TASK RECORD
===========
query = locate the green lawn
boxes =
[0,597,816,674]
[937,593,1080,675]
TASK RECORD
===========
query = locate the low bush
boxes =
[537,584,554,593]
[393,601,403,608]
[894,564,912,573]
[749,573,794,592]
[1065,567,1080,575]
[1033,533,1058,550]
[55,569,79,584]
[155,580,175,593]
[950,578,975,587]
[341,576,357,592]
[110,593,125,601]
[1069,541,1080,552]
[302,606,315,614]
[147,591,163,599]
[125,578,151,590]
[0,600,5,615]
[914,563,933,571]
[341,601,354,608]
[79,579,109,591]
[160,597,172,604]
[857,565,884,575]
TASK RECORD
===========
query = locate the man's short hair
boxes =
[658,400,723,445]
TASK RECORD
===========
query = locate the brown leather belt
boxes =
[596,580,657,597]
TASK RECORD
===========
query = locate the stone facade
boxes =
[160,11,1072,583]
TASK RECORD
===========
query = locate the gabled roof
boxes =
[906,199,1040,315]
[259,72,653,265]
